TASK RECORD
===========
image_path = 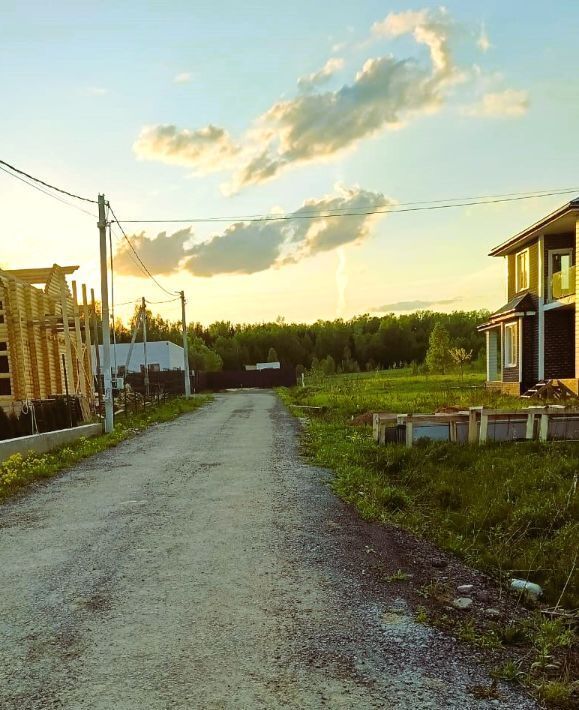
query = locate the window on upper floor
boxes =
[504,322,518,368]
[516,249,529,292]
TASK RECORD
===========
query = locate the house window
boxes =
[0,378,11,396]
[504,322,518,367]
[549,249,574,300]
[516,249,529,292]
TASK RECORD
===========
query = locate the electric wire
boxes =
[107,203,179,297]
[114,187,579,225]
[0,159,97,204]
[0,164,97,218]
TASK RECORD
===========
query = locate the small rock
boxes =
[457,584,474,595]
[452,597,473,610]
[484,608,501,618]
[431,558,448,569]
[476,590,490,603]
[510,578,543,600]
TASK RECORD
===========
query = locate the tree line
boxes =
[109,306,489,374]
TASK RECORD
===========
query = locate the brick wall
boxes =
[544,309,575,379]
[523,315,538,386]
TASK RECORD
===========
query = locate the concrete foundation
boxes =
[0,423,102,462]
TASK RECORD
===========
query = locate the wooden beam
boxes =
[71,281,86,395]
[59,283,75,396]
[82,283,94,401]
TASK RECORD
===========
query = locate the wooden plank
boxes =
[81,283,94,402]
[59,282,76,396]
[71,281,86,395]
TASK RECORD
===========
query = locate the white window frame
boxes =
[504,322,518,368]
[547,248,574,302]
[515,248,529,292]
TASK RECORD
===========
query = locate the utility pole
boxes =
[98,194,114,433]
[142,296,149,396]
[180,291,191,397]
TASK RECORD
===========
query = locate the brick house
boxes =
[478,198,578,396]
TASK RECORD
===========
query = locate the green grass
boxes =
[280,368,579,706]
[293,368,527,418]
[279,369,579,608]
[0,395,211,503]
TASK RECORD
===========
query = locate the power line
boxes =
[114,187,579,225]
[0,164,97,218]
[0,158,97,204]
[107,202,179,297]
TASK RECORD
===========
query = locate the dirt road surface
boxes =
[0,391,536,709]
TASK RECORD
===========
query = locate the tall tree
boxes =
[425,323,452,374]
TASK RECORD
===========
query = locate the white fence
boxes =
[373,406,579,447]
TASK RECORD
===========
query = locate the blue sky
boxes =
[1,1,578,324]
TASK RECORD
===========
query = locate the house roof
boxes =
[477,293,535,331]
[488,197,579,257]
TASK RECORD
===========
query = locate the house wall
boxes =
[507,240,539,302]
[544,309,575,378]
[522,315,538,386]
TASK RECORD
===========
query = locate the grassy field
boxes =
[280,369,578,609]
[295,368,528,417]
[0,395,211,504]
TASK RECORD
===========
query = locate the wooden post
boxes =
[479,409,489,444]
[71,281,86,396]
[59,283,75,396]
[91,288,103,414]
[81,284,94,401]
[404,414,414,448]
[539,413,550,442]
[468,407,479,444]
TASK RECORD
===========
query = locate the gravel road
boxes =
[0,390,536,709]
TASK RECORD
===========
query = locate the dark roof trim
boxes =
[477,311,536,331]
[488,198,579,257]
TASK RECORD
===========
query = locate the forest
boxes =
[110,307,490,374]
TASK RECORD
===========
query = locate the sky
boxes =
[1,1,578,325]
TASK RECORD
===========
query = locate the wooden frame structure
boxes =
[0,264,95,412]
[373,406,579,447]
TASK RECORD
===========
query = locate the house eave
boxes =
[477,310,536,332]
[488,200,579,257]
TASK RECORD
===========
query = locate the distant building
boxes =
[256,361,281,370]
[245,361,281,371]
[93,340,185,375]
[0,264,94,410]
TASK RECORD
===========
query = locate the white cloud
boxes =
[463,88,529,117]
[134,7,464,192]
[297,57,345,91]
[132,8,525,192]
[85,87,108,96]
[133,124,240,174]
[115,185,393,278]
[173,72,192,84]
[372,8,455,76]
